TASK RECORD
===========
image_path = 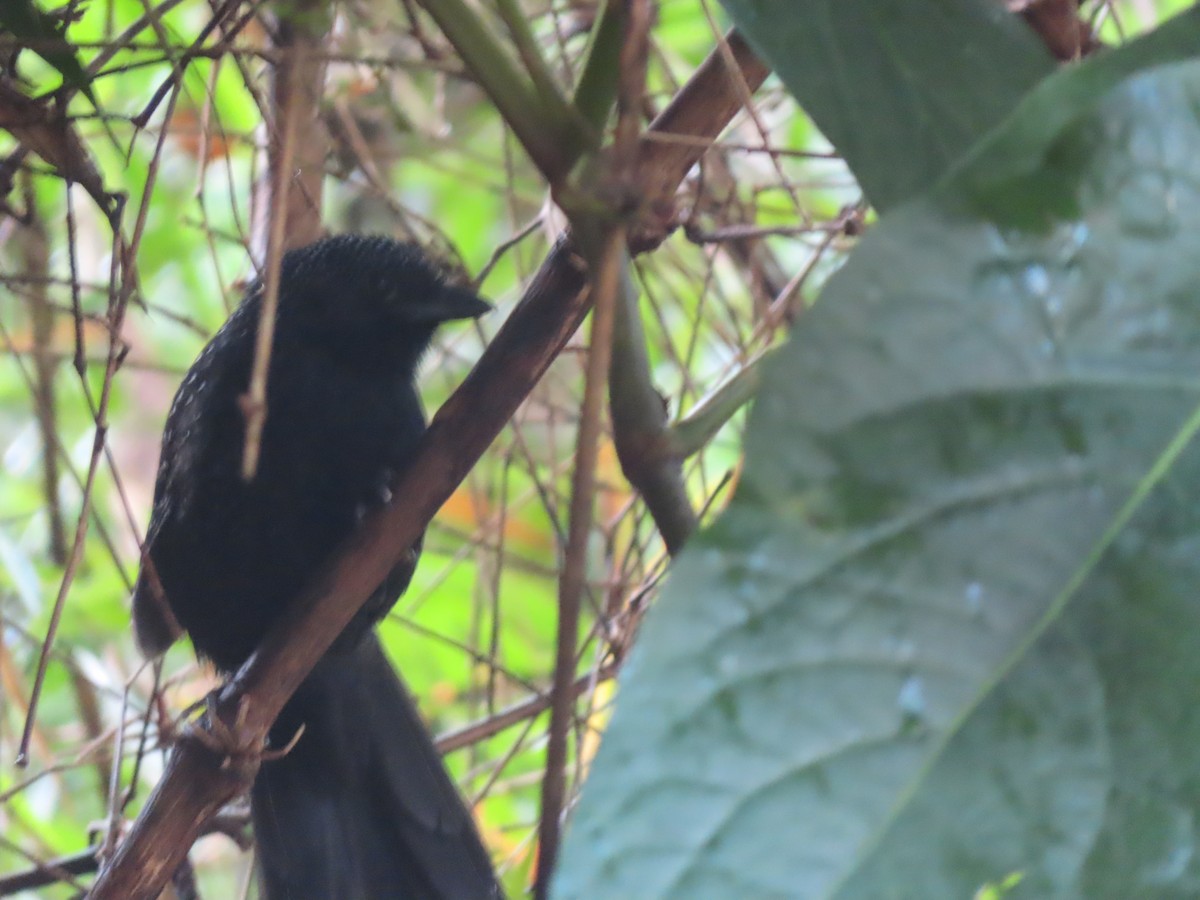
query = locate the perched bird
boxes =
[132,234,500,899]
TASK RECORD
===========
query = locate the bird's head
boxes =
[273,234,490,369]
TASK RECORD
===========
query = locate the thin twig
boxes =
[437,661,620,754]
[534,226,625,899]
[238,40,301,480]
[16,176,67,564]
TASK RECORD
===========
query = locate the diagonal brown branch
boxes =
[90,30,768,900]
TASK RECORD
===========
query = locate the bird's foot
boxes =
[182,691,307,774]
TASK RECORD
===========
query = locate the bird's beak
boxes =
[423,284,492,323]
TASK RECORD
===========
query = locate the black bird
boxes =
[132,235,500,899]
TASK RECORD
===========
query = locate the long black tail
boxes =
[250,634,501,899]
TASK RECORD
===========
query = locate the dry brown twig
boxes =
[536,2,653,894]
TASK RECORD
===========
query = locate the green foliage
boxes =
[715,0,1055,210]
[557,7,1200,899]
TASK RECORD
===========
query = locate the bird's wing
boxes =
[130,334,232,657]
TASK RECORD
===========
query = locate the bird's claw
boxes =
[183,692,264,774]
[182,692,306,772]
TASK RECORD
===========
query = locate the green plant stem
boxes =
[608,254,697,553]
[492,0,593,157]
[571,0,623,133]
[416,0,577,182]
[667,350,771,457]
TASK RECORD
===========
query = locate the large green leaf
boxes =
[555,11,1200,899]
[715,0,1054,210]
[837,461,1200,898]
